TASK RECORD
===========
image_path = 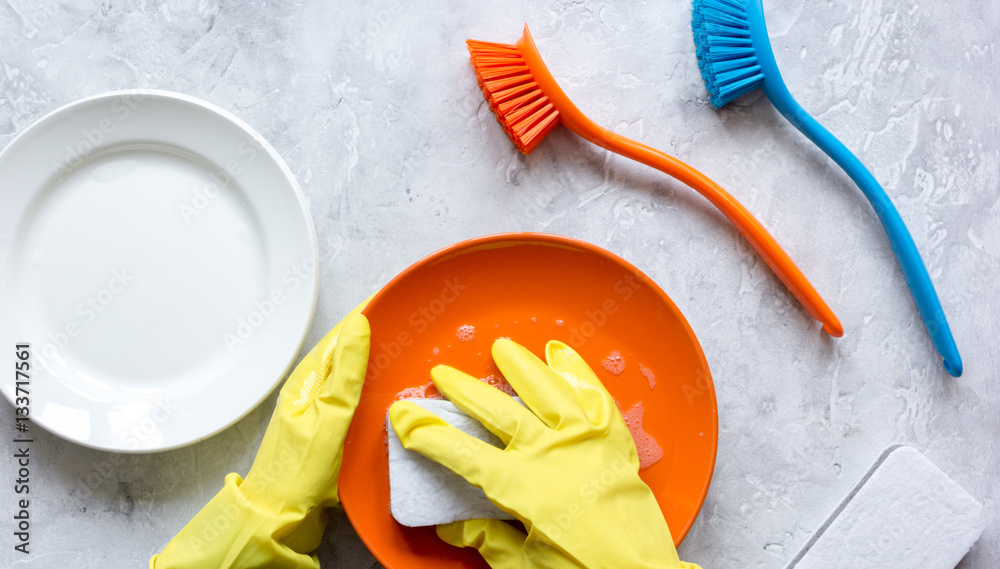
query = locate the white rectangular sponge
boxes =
[786,444,985,569]
[387,398,513,527]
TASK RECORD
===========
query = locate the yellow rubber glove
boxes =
[150,303,371,569]
[389,339,702,569]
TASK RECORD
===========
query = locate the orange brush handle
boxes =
[601,133,841,337]
[516,26,842,336]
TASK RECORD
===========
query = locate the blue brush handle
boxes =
[746,0,961,377]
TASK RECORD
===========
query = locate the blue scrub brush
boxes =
[691,0,962,377]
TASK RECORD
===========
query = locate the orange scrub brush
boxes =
[468,25,843,337]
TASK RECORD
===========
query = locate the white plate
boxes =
[0,90,318,452]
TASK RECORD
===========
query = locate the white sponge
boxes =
[386,398,512,527]
[786,445,985,569]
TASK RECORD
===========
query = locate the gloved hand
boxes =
[150,303,371,569]
[389,339,701,569]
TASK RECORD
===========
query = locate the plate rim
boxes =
[0,89,319,453]
[345,231,719,567]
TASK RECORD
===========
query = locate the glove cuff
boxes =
[150,473,319,569]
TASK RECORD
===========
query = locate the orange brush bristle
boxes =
[467,39,561,154]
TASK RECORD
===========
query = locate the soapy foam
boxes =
[395,385,427,400]
[621,402,664,469]
[479,374,517,397]
[639,364,656,389]
[395,381,444,401]
[601,350,625,375]
[456,324,476,342]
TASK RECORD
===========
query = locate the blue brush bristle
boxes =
[691,0,765,107]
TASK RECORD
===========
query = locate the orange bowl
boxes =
[343,233,717,568]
